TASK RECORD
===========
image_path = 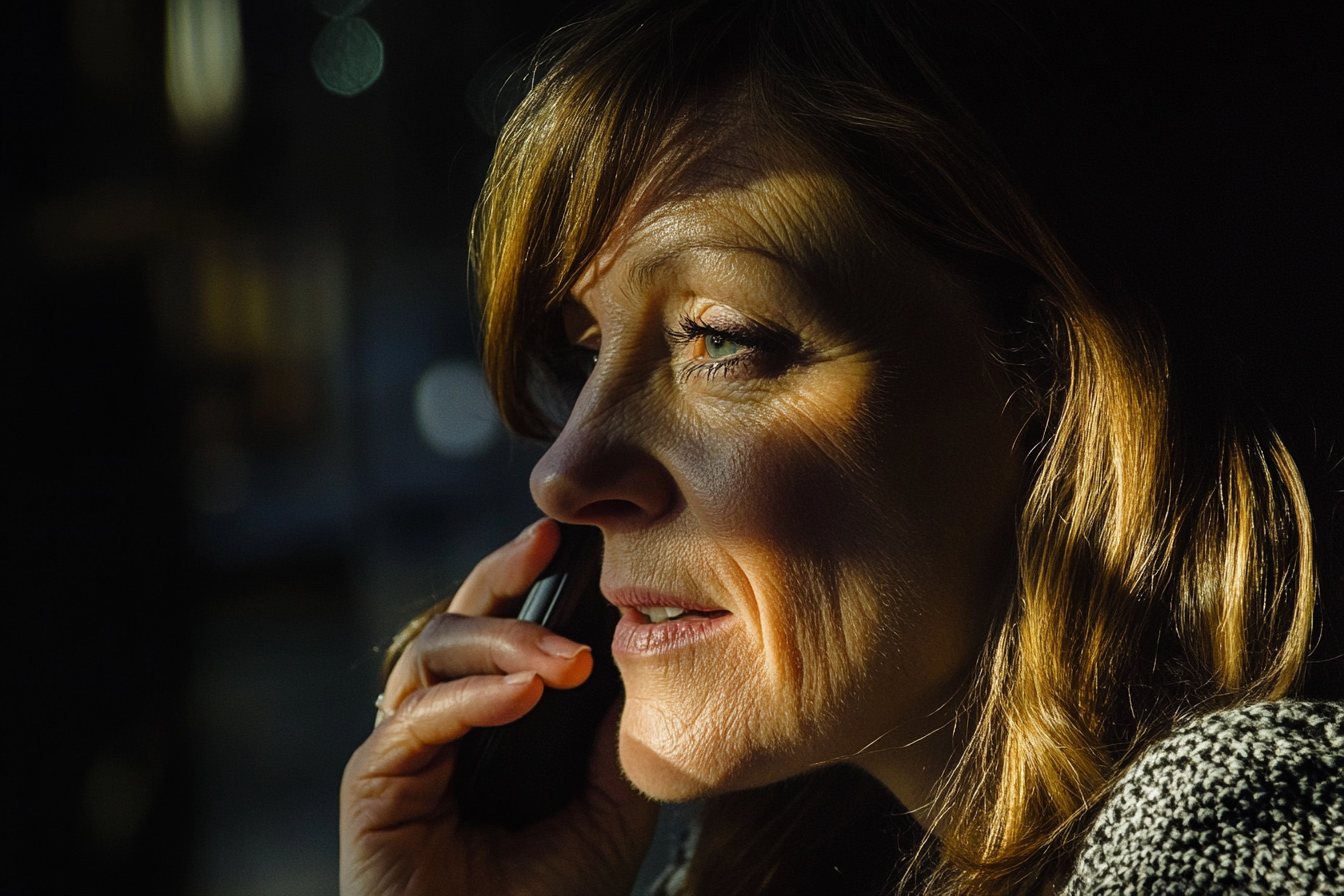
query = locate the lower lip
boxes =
[611,607,734,656]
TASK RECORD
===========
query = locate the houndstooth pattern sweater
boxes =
[1061,699,1343,895]
[637,700,1343,895]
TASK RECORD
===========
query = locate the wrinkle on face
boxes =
[531,138,1021,809]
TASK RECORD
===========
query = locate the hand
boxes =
[340,519,658,896]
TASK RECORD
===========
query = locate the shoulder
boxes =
[1062,700,1344,895]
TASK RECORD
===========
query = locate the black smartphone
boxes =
[453,522,622,829]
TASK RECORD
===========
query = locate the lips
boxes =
[605,588,733,656]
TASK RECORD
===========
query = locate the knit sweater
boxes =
[1061,700,1343,895]
[636,700,1344,895]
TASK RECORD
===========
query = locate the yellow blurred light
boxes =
[198,237,273,358]
[166,0,244,144]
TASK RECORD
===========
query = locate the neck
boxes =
[847,701,963,833]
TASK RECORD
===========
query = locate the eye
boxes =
[560,301,601,379]
[668,314,797,381]
[579,347,599,374]
[702,332,744,360]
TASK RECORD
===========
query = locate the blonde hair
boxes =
[454,1,1319,892]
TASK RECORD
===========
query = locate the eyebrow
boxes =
[629,241,798,291]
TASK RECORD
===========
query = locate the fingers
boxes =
[515,700,659,887]
[342,676,534,895]
[448,518,561,617]
[343,672,548,839]
[383,614,594,716]
[359,671,546,779]
[356,518,592,795]
[380,517,588,718]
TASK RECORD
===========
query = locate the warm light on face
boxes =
[530,159,1022,813]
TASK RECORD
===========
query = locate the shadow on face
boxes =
[529,137,1023,815]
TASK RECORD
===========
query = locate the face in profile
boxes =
[530,144,1023,808]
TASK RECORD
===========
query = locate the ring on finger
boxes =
[373,692,392,728]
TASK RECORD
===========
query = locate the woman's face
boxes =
[530,151,1022,807]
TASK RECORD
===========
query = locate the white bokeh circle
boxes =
[414,360,500,458]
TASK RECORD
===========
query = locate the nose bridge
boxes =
[529,360,677,527]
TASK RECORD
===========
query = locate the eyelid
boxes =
[562,302,601,350]
[669,314,794,352]
[572,323,601,351]
[667,315,800,382]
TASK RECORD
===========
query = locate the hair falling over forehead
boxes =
[461,1,1318,893]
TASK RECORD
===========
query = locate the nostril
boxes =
[530,441,677,528]
[570,498,647,526]
[529,396,678,527]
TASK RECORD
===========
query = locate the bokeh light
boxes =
[165,0,244,143]
[414,360,500,459]
[11,4,1338,894]
[312,17,384,97]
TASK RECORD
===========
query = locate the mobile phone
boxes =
[453,522,622,829]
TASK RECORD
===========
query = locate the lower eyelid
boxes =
[669,319,799,381]
[680,352,750,382]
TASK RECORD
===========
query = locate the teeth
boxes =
[640,606,686,623]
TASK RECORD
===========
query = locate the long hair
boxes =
[458,1,1318,892]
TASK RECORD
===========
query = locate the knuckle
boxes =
[488,620,542,660]
[418,611,462,641]
[394,683,435,718]
[487,632,518,669]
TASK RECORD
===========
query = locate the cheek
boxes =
[674,367,888,554]
[672,373,910,725]
[618,372,901,796]
[616,354,1011,797]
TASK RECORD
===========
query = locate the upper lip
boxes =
[602,586,725,614]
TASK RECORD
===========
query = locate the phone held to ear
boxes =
[453,522,622,829]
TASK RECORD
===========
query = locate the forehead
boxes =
[570,149,964,343]
[574,160,857,299]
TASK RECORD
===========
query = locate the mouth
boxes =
[606,589,734,656]
[632,605,730,623]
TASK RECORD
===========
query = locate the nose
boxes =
[529,382,677,531]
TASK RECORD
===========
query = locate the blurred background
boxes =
[4,2,1339,894]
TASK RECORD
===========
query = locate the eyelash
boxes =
[560,316,795,385]
[667,316,778,381]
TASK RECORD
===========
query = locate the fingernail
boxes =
[503,671,537,686]
[539,634,589,659]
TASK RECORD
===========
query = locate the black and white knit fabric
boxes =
[633,700,1343,895]
[1061,700,1343,895]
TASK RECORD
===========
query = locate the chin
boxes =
[618,728,717,802]
[616,696,796,802]
[614,696,715,800]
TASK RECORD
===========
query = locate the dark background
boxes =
[5,2,1339,894]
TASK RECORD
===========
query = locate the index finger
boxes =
[382,613,593,714]
[447,518,561,617]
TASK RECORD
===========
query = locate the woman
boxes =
[341,2,1339,893]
